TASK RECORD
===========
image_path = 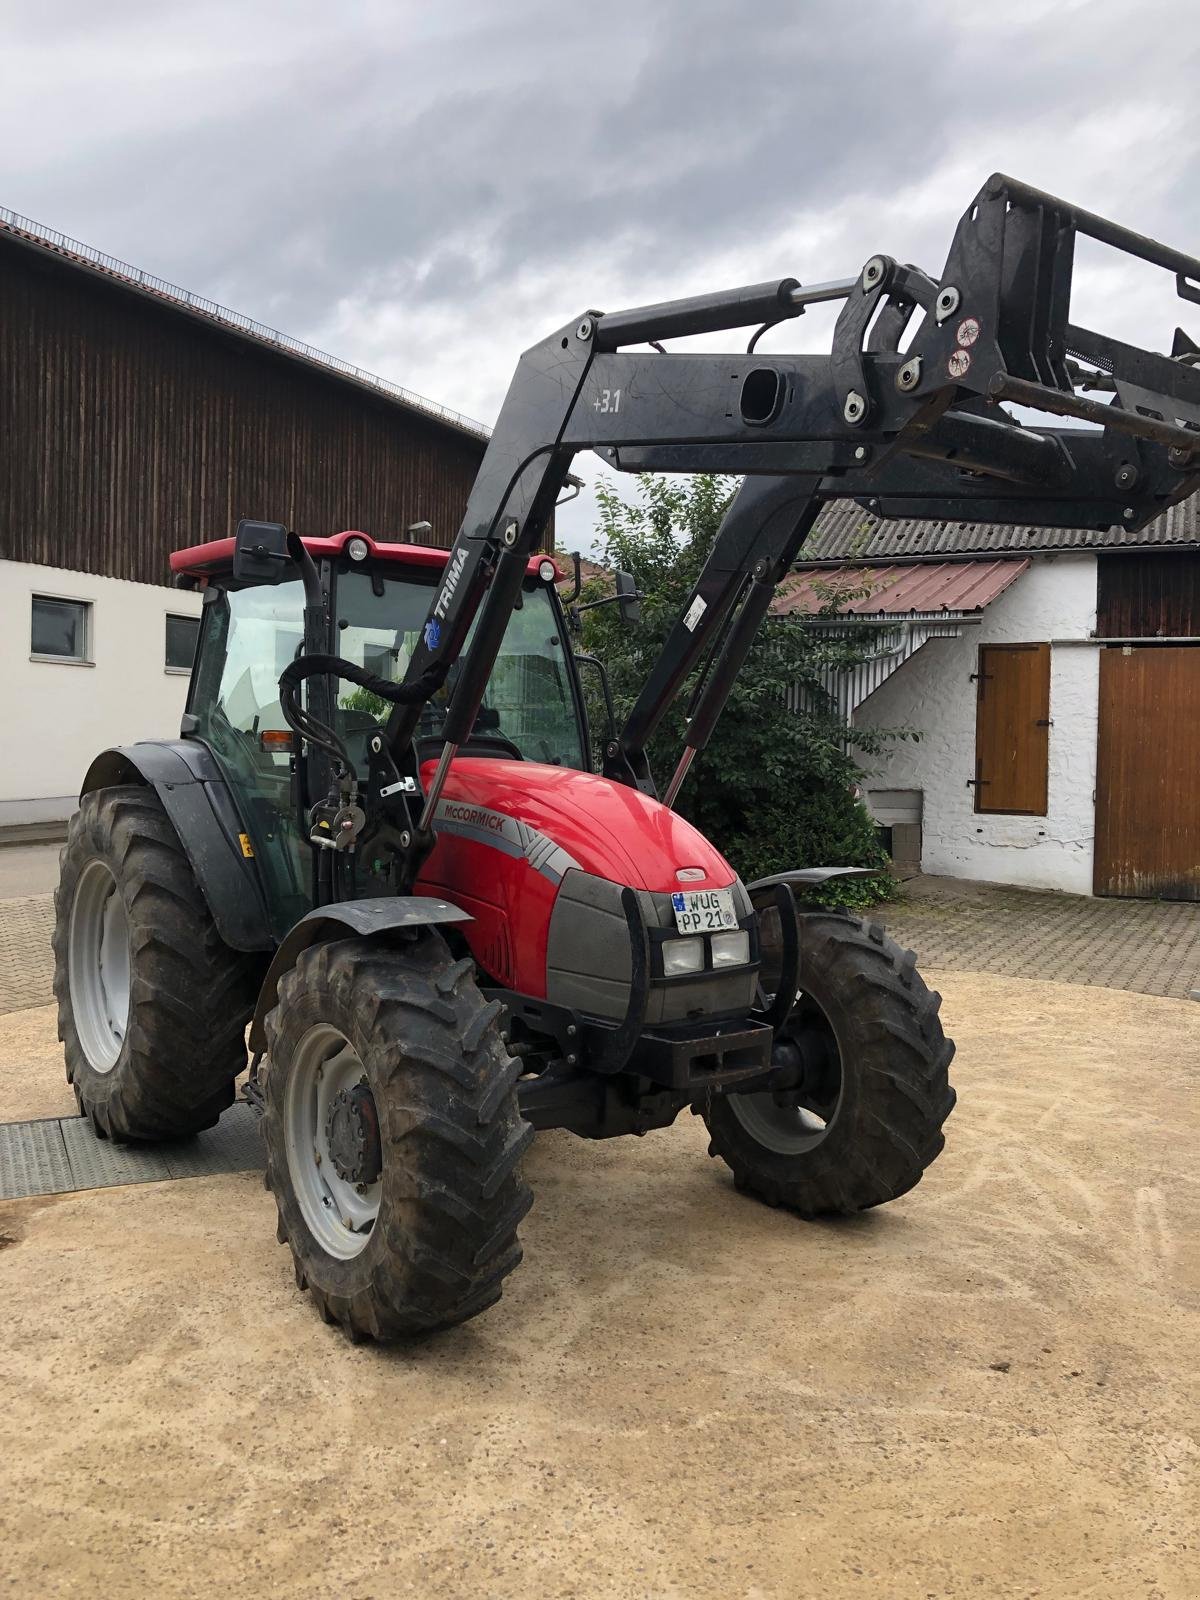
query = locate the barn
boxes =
[0,209,499,834]
[780,496,1200,901]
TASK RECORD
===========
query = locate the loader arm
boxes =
[375,172,1200,876]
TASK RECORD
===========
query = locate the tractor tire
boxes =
[262,933,533,1342]
[701,911,955,1216]
[52,785,259,1141]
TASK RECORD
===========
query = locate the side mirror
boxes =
[233,519,292,585]
[615,570,641,626]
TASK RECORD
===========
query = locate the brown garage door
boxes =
[1095,645,1200,900]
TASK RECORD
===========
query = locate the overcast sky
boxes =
[3,0,1197,553]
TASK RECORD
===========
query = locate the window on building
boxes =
[973,643,1051,815]
[31,595,91,663]
[165,613,201,673]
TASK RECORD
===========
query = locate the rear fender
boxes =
[81,741,273,953]
[248,897,473,1053]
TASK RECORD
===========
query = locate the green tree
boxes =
[580,473,896,906]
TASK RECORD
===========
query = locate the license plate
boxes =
[671,887,738,934]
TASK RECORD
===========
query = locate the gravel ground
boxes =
[1,969,1197,1599]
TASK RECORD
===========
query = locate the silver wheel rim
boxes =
[283,1024,381,1260]
[68,858,130,1073]
[728,1090,835,1155]
[729,992,843,1155]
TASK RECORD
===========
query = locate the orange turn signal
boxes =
[260,729,293,751]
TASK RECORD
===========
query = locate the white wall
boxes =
[855,554,1099,895]
[0,560,203,828]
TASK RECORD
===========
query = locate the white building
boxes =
[780,495,1200,901]
[0,564,202,833]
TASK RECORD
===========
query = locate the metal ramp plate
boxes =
[0,1118,74,1199]
[0,1102,263,1200]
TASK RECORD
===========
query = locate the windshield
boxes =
[333,567,585,770]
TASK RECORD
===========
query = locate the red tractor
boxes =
[54,176,1200,1340]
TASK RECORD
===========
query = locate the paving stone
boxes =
[0,893,56,1013]
[884,875,1200,999]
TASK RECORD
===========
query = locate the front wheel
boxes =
[701,911,955,1215]
[262,932,533,1342]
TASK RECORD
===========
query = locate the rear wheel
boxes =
[262,933,533,1342]
[52,786,259,1141]
[702,911,955,1215]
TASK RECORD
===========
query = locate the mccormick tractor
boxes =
[53,176,1200,1341]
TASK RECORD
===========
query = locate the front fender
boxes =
[247,897,473,1053]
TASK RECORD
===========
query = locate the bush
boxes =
[580,474,896,908]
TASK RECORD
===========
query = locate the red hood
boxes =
[424,757,735,893]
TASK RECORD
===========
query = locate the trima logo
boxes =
[433,547,468,621]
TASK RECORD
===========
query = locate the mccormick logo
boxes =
[442,802,506,833]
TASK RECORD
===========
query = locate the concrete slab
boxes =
[0,840,63,898]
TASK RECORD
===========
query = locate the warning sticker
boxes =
[683,595,707,632]
[956,316,981,349]
[947,349,972,379]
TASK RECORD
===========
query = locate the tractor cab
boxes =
[170,530,589,937]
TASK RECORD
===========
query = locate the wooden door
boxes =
[1095,646,1200,900]
[974,644,1051,815]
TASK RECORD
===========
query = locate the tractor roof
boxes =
[170,528,561,581]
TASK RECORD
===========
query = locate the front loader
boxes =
[53,175,1200,1340]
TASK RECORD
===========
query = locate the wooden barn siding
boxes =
[0,241,492,586]
[1096,550,1200,638]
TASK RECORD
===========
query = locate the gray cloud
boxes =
[3,0,1198,547]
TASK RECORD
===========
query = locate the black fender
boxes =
[744,869,881,1030]
[746,867,881,896]
[247,897,473,1053]
[80,741,274,953]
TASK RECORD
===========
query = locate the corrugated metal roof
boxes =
[799,492,1200,562]
[773,558,1031,617]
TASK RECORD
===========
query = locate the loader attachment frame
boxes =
[291,174,1200,887]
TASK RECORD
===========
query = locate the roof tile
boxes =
[773,559,1031,617]
[798,492,1199,562]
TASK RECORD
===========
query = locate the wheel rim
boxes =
[283,1024,382,1260]
[68,858,130,1073]
[729,994,844,1155]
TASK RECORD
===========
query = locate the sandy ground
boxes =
[1,1001,73,1120]
[1,970,1197,1599]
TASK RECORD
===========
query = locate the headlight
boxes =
[346,536,370,562]
[662,937,705,976]
[538,558,558,583]
[710,930,751,968]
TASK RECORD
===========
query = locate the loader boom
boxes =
[360,174,1200,874]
